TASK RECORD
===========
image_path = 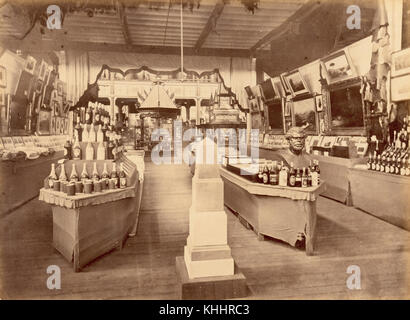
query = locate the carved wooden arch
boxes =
[93,64,248,113]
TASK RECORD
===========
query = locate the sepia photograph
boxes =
[0,0,409,310]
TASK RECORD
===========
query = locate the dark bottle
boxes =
[269,165,279,185]
[396,157,401,175]
[119,163,127,188]
[315,160,321,184]
[371,151,377,170]
[295,169,302,188]
[288,162,296,187]
[86,105,93,125]
[262,165,269,184]
[367,153,372,170]
[94,107,101,126]
[307,168,312,187]
[301,168,308,188]
[107,137,115,160]
[111,162,119,188]
[64,139,72,160]
[258,165,264,183]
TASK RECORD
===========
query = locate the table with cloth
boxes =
[39,153,144,271]
[220,165,326,256]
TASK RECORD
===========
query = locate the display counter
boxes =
[348,166,410,231]
[38,153,145,271]
[219,166,326,256]
[0,150,64,215]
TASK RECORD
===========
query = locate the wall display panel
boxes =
[37,110,51,135]
[284,70,310,97]
[321,49,357,85]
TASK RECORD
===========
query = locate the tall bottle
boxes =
[72,137,82,160]
[301,168,308,188]
[269,164,279,185]
[119,163,127,188]
[258,165,264,183]
[70,163,78,182]
[288,162,296,187]
[307,167,312,187]
[278,163,288,187]
[59,163,67,182]
[262,165,269,184]
[48,163,58,188]
[85,141,94,160]
[89,124,96,142]
[101,162,110,180]
[92,162,100,181]
[367,153,372,170]
[97,124,104,143]
[96,142,106,160]
[315,160,321,184]
[74,115,82,142]
[371,151,377,170]
[111,162,119,187]
[376,154,381,171]
[81,162,89,182]
[86,105,93,125]
[82,125,90,142]
[295,169,302,187]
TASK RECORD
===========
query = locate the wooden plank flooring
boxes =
[0,160,409,299]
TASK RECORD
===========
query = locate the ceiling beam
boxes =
[1,38,251,58]
[117,1,132,47]
[250,0,323,53]
[194,0,225,53]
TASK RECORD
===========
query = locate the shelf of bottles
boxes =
[45,159,128,197]
[66,101,126,162]
[255,159,321,188]
[366,119,410,177]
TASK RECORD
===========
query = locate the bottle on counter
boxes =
[59,163,67,182]
[269,163,279,185]
[288,162,296,187]
[262,165,269,184]
[48,163,58,188]
[111,162,119,187]
[64,139,72,160]
[400,157,407,176]
[72,137,81,160]
[295,168,302,187]
[307,167,312,187]
[301,168,308,188]
[97,124,104,143]
[81,163,89,182]
[367,153,372,170]
[258,165,264,183]
[278,163,288,187]
[92,162,100,181]
[107,137,115,160]
[371,151,377,170]
[101,162,110,180]
[86,105,93,125]
[406,157,410,176]
[74,115,82,142]
[314,160,321,183]
[70,163,78,183]
[375,154,381,171]
[85,141,94,160]
[96,142,106,160]
[119,163,127,188]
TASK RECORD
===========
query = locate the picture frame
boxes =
[25,56,37,75]
[391,74,410,101]
[38,60,48,81]
[391,48,410,77]
[283,70,310,97]
[0,65,6,88]
[321,49,357,84]
[315,94,323,112]
[291,97,318,134]
[35,79,43,93]
[37,110,51,135]
[280,73,292,96]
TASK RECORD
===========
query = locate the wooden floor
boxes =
[1,160,409,299]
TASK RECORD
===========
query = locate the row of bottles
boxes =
[76,102,111,127]
[47,161,128,190]
[257,160,320,188]
[64,135,125,161]
[367,130,410,176]
[74,118,120,143]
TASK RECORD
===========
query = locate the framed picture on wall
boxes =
[25,56,37,75]
[35,79,43,93]
[0,65,6,88]
[315,94,323,112]
[321,49,357,84]
[391,74,410,101]
[37,110,51,135]
[283,70,310,96]
[291,97,318,134]
[391,48,410,77]
[280,73,292,96]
